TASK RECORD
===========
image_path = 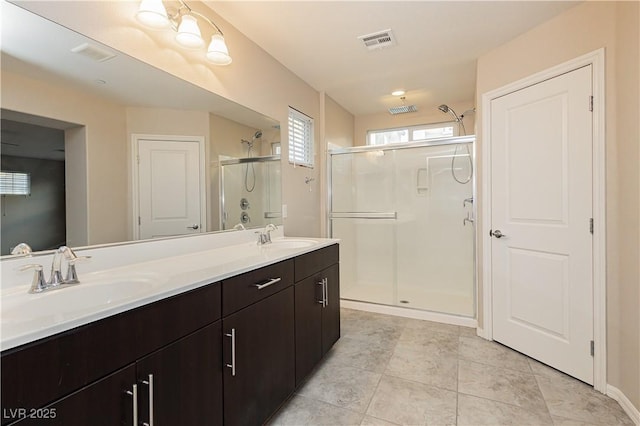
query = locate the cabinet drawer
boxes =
[133,282,221,357]
[222,260,294,316]
[294,244,339,282]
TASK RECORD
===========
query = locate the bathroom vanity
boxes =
[1,237,339,425]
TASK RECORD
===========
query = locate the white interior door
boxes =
[490,65,594,384]
[137,138,203,239]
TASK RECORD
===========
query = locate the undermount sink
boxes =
[267,239,317,249]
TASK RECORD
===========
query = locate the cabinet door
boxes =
[136,322,223,426]
[7,365,136,426]
[223,287,295,426]
[321,263,341,355]
[294,274,324,386]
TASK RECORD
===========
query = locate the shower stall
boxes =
[220,156,282,230]
[329,136,476,318]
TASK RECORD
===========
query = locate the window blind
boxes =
[0,171,31,195]
[288,108,314,168]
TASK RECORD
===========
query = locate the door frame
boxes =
[131,134,207,240]
[480,49,606,392]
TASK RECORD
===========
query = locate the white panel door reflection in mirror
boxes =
[137,137,203,239]
[491,65,593,384]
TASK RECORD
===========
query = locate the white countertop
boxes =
[1,235,338,351]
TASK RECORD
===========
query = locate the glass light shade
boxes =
[135,0,170,29]
[207,34,232,65]
[175,15,204,48]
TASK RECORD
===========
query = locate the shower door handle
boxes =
[187,224,200,230]
[490,229,505,239]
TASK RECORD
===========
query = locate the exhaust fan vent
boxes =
[70,43,116,62]
[358,29,397,50]
[388,105,418,115]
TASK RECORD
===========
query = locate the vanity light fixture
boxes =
[135,0,232,65]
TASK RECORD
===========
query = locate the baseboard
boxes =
[607,384,640,425]
[476,327,488,339]
[340,299,477,328]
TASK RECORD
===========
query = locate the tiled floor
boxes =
[269,308,634,426]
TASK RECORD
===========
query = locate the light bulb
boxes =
[207,34,232,65]
[135,0,170,29]
[176,15,204,49]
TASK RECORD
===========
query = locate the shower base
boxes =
[340,282,475,326]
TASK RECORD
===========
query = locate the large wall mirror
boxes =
[0,2,282,256]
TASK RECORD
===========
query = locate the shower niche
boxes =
[220,156,282,230]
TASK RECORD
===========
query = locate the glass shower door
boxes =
[330,149,397,306]
[329,138,476,318]
[393,143,474,316]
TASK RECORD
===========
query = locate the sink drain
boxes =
[399,300,410,304]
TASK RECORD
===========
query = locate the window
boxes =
[288,107,314,168]
[0,171,31,195]
[367,123,456,146]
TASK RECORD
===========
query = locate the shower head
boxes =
[253,130,263,140]
[438,104,461,122]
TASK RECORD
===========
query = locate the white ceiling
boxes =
[207,1,580,116]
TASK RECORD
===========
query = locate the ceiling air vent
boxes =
[388,105,418,115]
[70,43,116,62]
[358,29,397,51]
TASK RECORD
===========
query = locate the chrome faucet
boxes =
[10,242,33,256]
[256,224,277,245]
[20,246,91,294]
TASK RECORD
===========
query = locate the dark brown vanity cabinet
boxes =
[1,283,223,426]
[294,244,341,385]
[2,243,340,426]
[7,323,223,426]
[135,321,223,426]
[221,260,296,426]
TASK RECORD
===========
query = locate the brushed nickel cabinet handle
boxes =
[125,384,138,425]
[225,328,236,376]
[254,277,281,290]
[141,374,154,426]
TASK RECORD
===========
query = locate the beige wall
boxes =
[614,0,640,410]
[325,95,355,150]
[476,1,639,410]
[354,101,476,147]
[2,71,128,246]
[20,1,322,237]
[321,94,355,236]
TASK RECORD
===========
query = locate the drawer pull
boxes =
[254,277,281,290]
